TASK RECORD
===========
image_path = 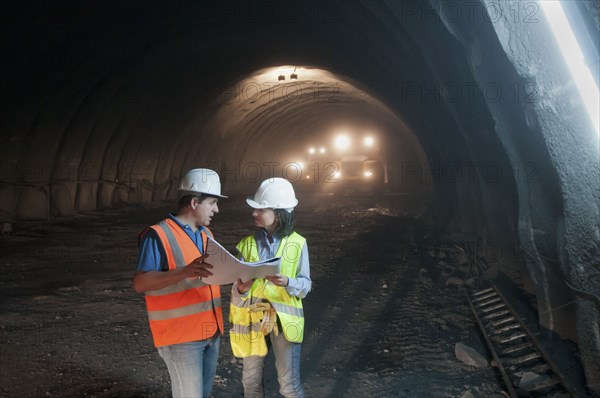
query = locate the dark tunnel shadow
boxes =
[300,213,428,397]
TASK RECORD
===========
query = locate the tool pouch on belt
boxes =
[248,301,279,336]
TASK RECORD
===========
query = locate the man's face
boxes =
[193,197,219,227]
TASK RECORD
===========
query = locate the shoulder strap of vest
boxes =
[286,231,306,246]
[160,218,212,254]
[236,234,259,262]
[201,227,212,254]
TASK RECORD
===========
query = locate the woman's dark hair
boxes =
[273,208,296,237]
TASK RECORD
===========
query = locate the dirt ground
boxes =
[0,193,585,397]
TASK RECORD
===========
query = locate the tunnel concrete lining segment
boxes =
[182,65,429,196]
[0,0,598,393]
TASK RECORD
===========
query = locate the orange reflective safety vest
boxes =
[142,218,223,347]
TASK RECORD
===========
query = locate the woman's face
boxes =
[252,208,278,231]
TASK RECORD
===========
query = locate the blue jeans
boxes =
[157,334,221,398]
[242,332,304,398]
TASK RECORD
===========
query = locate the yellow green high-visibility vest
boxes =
[229,231,306,357]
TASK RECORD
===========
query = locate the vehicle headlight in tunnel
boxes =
[364,171,373,178]
[334,134,351,150]
[364,136,374,147]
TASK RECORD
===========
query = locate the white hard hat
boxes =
[178,168,227,198]
[246,178,298,212]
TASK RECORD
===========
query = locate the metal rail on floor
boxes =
[467,284,575,397]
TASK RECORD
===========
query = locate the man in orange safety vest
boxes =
[134,168,227,398]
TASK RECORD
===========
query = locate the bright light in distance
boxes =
[364,136,374,147]
[364,171,373,178]
[319,147,326,154]
[540,0,600,135]
[308,147,315,154]
[334,171,341,179]
[334,134,351,150]
[295,162,304,170]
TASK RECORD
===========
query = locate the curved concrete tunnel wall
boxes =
[186,66,430,196]
[1,0,598,391]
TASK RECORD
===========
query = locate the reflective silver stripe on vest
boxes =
[145,277,207,296]
[157,220,186,268]
[230,295,251,308]
[230,322,262,335]
[230,297,302,317]
[147,297,222,321]
[270,302,304,317]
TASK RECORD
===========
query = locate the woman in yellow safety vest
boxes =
[230,177,312,398]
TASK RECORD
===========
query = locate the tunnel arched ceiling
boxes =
[181,66,428,190]
[1,0,599,391]
[2,0,504,222]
